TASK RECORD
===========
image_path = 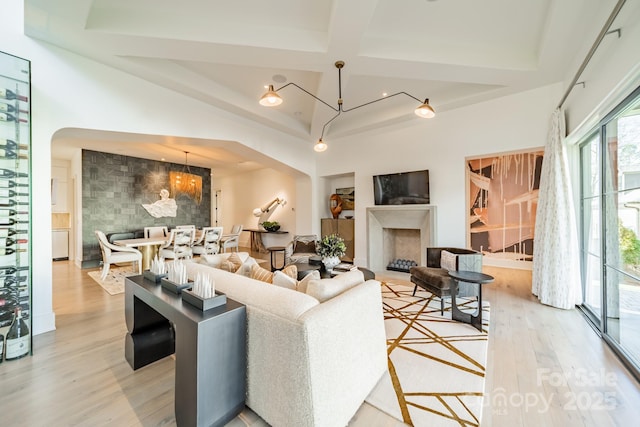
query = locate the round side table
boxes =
[266,246,286,272]
[447,270,494,331]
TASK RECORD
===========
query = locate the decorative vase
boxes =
[322,256,341,272]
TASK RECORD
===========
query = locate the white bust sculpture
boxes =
[142,189,177,218]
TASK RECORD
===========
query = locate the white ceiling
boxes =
[25,0,611,174]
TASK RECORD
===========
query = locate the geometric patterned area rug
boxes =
[366,282,490,427]
[87,267,139,295]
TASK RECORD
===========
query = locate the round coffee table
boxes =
[447,270,494,331]
[290,261,375,281]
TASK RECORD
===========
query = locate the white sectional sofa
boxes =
[185,255,388,427]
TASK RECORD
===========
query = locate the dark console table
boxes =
[124,276,246,427]
[243,228,288,253]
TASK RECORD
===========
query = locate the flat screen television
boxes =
[373,170,430,205]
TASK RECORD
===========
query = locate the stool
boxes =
[267,246,286,271]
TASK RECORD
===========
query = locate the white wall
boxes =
[217,168,297,248]
[1,1,316,335]
[316,83,563,266]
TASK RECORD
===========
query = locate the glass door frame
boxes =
[578,84,640,382]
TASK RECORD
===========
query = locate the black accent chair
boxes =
[409,247,482,315]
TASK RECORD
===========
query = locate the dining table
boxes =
[113,236,168,271]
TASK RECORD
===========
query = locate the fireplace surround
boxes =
[366,205,436,272]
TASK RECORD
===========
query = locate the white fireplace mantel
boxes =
[366,205,437,272]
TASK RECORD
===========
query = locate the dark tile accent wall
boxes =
[82,149,211,264]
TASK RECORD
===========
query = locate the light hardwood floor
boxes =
[1,260,639,426]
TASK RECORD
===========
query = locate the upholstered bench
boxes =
[409,247,482,315]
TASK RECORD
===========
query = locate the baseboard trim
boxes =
[32,311,56,336]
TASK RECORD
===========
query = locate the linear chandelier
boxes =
[259,60,435,152]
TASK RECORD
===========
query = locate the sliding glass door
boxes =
[579,86,640,373]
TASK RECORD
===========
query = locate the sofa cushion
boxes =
[297,269,320,293]
[409,266,452,291]
[294,240,316,254]
[440,250,457,271]
[236,257,258,277]
[251,263,274,283]
[219,260,236,272]
[200,252,250,268]
[227,252,244,271]
[273,270,297,290]
[306,269,365,302]
[281,264,298,280]
[185,261,320,320]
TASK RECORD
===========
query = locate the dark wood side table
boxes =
[447,270,494,332]
[266,246,287,271]
[124,276,246,427]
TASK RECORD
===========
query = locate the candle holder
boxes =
[161,278,192,294]
[143,270,167,284]
[181,289,227,311]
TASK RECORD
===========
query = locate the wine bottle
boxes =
[0,218,29,226]
[0,139,28,151]
[0,148,28,160]
[0,209,28,217]
[0,169,28,179]
[0,189,28,197]
[0,89,28,103]
[0,112,28,124]
[4,307,29,360]
[0,248,23,256]
[0,228,28,238]
[0,266,28,276]
[0,275,27,287]
[0,104,28,115]
[0,199,28,207]
[0,180,28,189]
[0,237,27,247]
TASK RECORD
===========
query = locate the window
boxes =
[579,85,640,376]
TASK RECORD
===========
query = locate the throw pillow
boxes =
[296,270,320,293]
[250,263,274,283]
[281,264,298,280]
[219,260,236,273]
[440,250,458,272]
[227,252,243,272]
[236,257,258,277]
[272,270,297,290]
[293,240,316,254]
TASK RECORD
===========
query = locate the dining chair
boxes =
[159,228,195,259]
[95,230,142,280]
[220,224,243,253]
[192,226,224,256]
[144,226,168,238]
[176,225,196,230]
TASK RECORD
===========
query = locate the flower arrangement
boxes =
[260,221,281,232]
[316,233,346,258]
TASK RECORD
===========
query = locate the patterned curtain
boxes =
[532,108,582,309]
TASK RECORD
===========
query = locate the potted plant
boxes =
[316,233,346,272]
[260,221,281,232]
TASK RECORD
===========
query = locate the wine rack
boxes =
[0,50,31,360]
